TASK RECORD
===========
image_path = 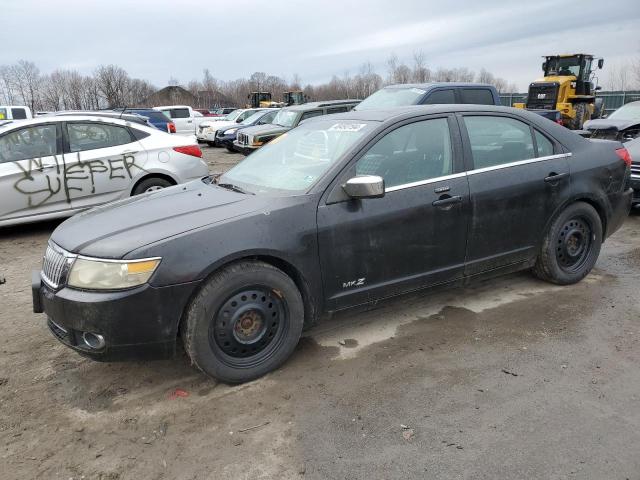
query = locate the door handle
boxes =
[544,172,569,183]
[432,195,462,207]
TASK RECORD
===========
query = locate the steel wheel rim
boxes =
[145,185,164,193]
[209,287,288,367]
[556,217,592,272]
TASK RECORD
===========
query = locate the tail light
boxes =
[173,145,203,158]
[168,122,176,134]
[615,147,632,167]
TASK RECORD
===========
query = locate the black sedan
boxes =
[32,105,633,383]
[215,109,278,152]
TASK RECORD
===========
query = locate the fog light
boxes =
[82,332,105,350]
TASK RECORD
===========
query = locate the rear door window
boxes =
[423,89,456,104]
[0,124,58,163]
[67,123,134,152]
[463,116,535,169]
[300,110,324,122]
[11,108,28,119]
[534,129,554,157]
[460,89,495,105]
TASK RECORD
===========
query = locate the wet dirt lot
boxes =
[1,146,639,479]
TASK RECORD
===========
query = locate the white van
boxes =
[0,106,33,121]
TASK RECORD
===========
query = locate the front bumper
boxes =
[630,176,640,204]
[196,129,217,142]
[216,133,237,149]
[33,273,199,361]
[232,141,260,156]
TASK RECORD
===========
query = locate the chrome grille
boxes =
[237,133,249,146]
[631,162,640,178]
[42,244,74,289]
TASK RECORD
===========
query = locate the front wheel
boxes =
[181,261,304,383]
[533,202,602,285]
[567,102,589,130]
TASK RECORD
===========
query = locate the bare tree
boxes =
[412,51,430,83]
[94,65,130,107]
[11,60,41,111]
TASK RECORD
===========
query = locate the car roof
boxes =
[382,82,494,90]
[0,115,147,129]
[284,100,361,112]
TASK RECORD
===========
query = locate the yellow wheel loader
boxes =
[514,54,604,130]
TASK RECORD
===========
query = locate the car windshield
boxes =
[241,111,268,125]
[608,103,640,122]
[272,110,299,127]
[225,110,244,121]
[219,119,375,194]
[355,87,425,110]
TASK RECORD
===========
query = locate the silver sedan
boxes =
[0,115,209,227]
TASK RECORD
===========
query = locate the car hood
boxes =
[241,123,290,137]
[51,179,266,258]
[584,118,640,131]
[201,120,237,129]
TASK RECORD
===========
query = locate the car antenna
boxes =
[119,106,127,119]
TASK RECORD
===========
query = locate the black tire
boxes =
[567,102,589,130]
[132,177,173,196]
[181,260,304,383]
[533,202,602,285]
[206,141,215,147]
[226,146,236,153]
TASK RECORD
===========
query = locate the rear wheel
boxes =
[226,146,236,153]
[533,202,602,285]
[132,177,173,195]
[181,261,304,383]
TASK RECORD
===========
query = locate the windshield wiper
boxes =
[217,183,254,195]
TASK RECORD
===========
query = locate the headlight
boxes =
[251,136,264,146]
[223,128,238,135]
[67,257,161,290]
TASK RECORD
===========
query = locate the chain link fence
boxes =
[500,91,640,115]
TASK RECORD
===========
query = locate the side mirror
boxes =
[343,175,385,199]
[236,118,243,123]
[595,85,602,91]
[542,61,547,71]
[598,59,604,69]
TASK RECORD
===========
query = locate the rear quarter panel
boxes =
[565,138,630,238]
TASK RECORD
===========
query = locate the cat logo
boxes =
[537,93,546,99]
[342,278,365,289]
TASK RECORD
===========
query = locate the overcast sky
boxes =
[2,0,639,91]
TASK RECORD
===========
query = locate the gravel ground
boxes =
[1,151,639,479]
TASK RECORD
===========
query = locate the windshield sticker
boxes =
[328,123,367,132]
[410,88,426,95]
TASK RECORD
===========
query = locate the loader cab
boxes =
[542,54,602,96]
[247,92,272,108]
